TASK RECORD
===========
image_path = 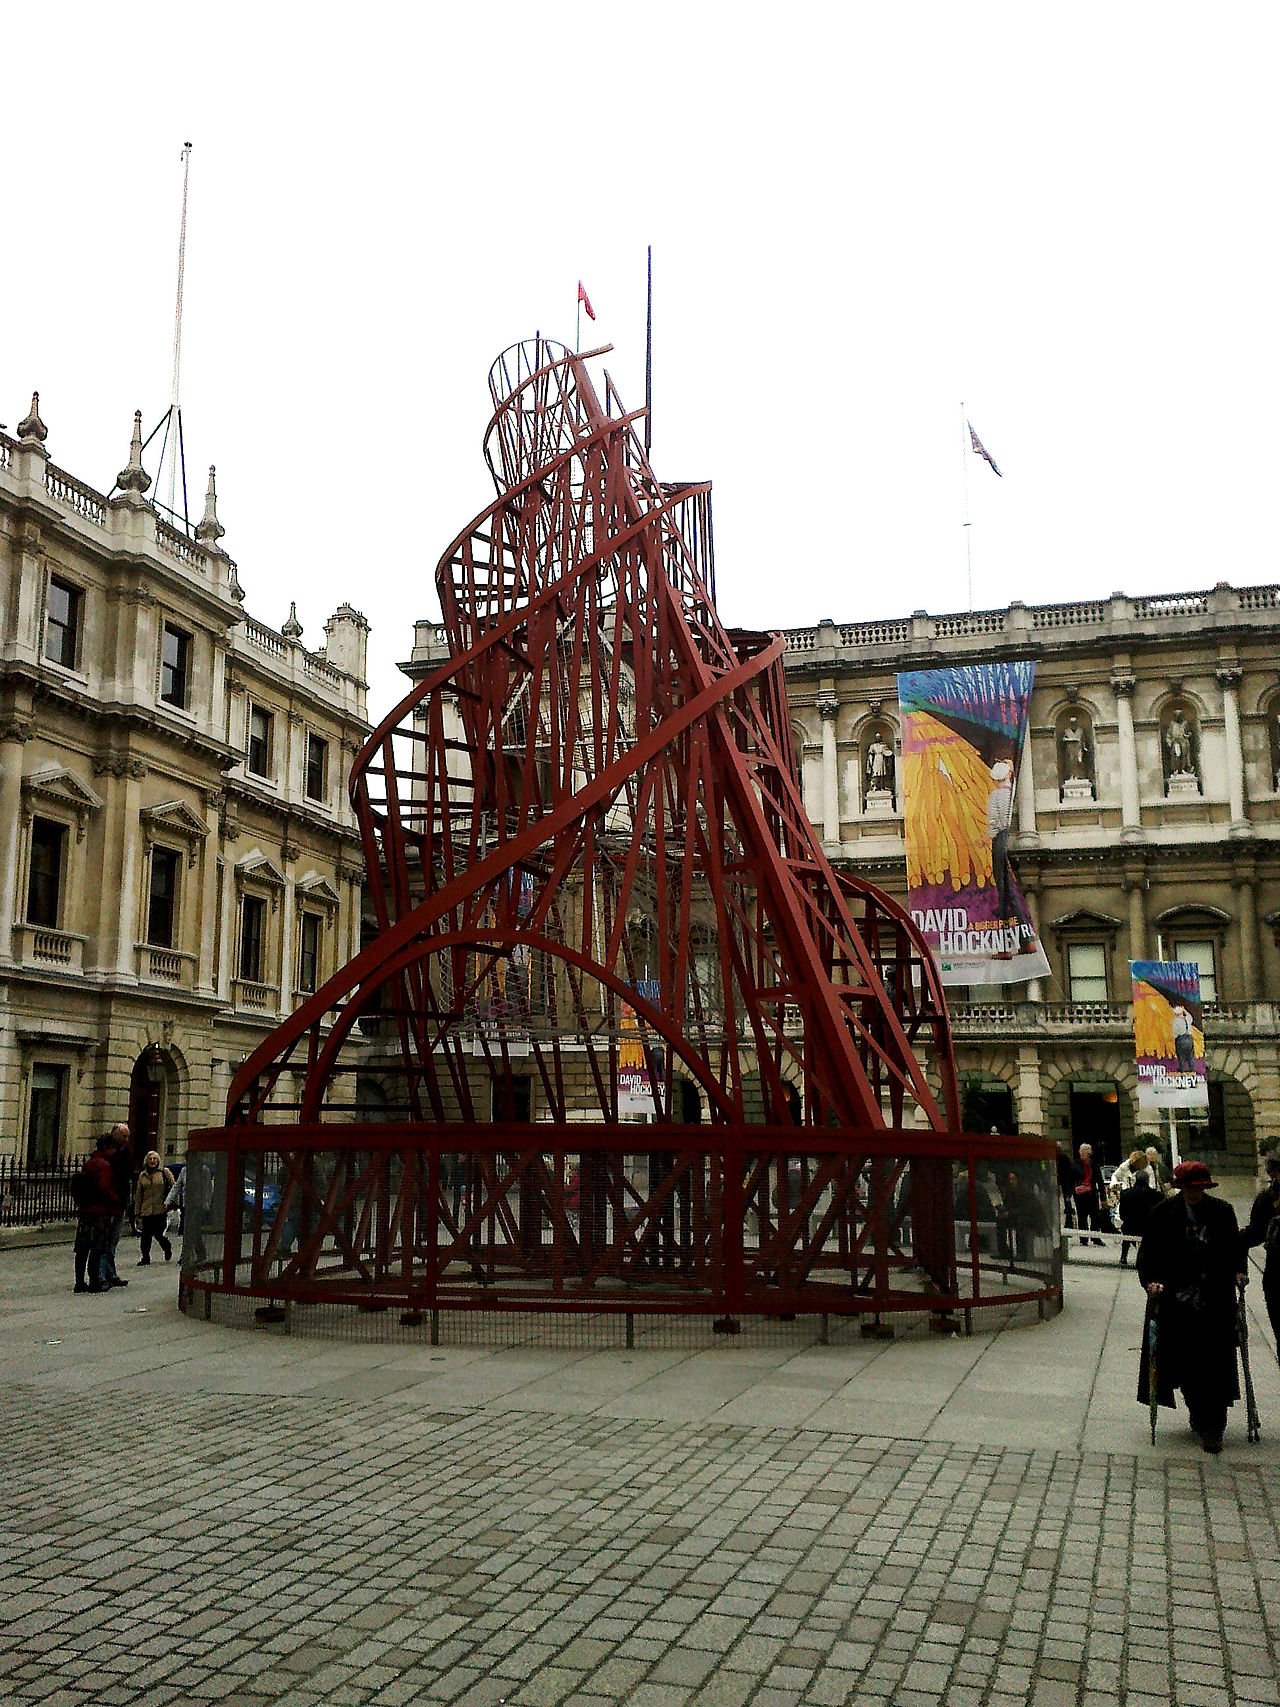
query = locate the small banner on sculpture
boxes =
[898,661,1049,987]
[1131,960,1209,1109]
[618,979,664,1115]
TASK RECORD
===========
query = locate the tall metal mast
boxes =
[168,142,192,516]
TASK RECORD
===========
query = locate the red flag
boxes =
[577,281,596,321]
[967,421,1002,477]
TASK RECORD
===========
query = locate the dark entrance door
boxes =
[962,1080,1016,1136]
[129,1049,165,1166]
[1069,1082,1122,1167]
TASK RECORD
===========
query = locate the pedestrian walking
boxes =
[134,1151,175,1265]
[1117,1168,1160,1268]
[71,1135,121,1293]
[1137,1158,1248,1453]
[1070,1143,1109,1246]
[99,1123,133,1287]
[1055,1144,1074,1228]
[1145,1145,1169,1195]
[1240,1143,1280,1365]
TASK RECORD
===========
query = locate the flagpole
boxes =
[576,292,581,355]
[644,245,653,459]
[960,402,973,611]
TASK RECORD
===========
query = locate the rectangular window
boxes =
[305,733,328,801]
[147,846,181,947]
[297,911,321,994]
[247,706,273,777]
[1066,942,1109,1002]
[239,894,266,982]
[26,818,66,927]
[45,578,83,669]
[26,1065,66,1167]
[160,623,192,708]
[1173,938,1218,1003]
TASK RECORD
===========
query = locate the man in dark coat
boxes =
[72,1135,122,1293]
[1137,1158,1247,1453]
[1240,1143,1280,1364]
[1069,1143,1108,1246]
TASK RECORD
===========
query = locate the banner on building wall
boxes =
[1130,960,1208,1109]
[898,661,1049,987]
[618,979,664,1115]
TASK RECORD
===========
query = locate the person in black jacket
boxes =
[1069,1143,1108,1246]
[1240,1143,1280,1364]
[1137,1159,1247,1453]
[1118,1171,1160,1268]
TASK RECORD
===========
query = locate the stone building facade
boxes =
[783,588,1280,1170]
[0,396,369,1167]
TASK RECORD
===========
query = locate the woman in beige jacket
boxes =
[133,1151,174,1265]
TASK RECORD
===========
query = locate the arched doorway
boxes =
[129,1046,172,1166]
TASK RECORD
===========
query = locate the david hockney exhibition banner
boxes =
[1131,960,1209,1109]
[898,661,1049,987]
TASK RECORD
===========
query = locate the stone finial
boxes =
[195,464,226,549]
[115,410,152,495]
[227,559,245,603]
[17,391,48,445]
[282,601,304,642]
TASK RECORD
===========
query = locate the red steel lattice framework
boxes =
[183,339,1059,1328]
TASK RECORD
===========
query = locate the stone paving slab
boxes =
[3,1236,1280,1704]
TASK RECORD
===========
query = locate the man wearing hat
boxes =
[1240,1143,1280,1363]
[1136,1159,1248,1453]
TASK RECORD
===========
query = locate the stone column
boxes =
[1016,1043,1046,1133]
[1236,869,1260,1001]
[1022,877,1044,1003]
[279,842,299,1014]
[1216,666,1250,834]
[1111,674,1143,839]
[816,691,841,846]
[0,719,33,963]
[115,761,146,981]
[1123,865,1146,964]
[196,798,220,996]
[217,821,239,1002]
[1017,725,1039,840]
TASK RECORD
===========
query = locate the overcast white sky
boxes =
[4,5,1278,721]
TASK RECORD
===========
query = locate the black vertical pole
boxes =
[644,245,653,458]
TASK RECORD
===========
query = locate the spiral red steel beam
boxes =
[182,339,1059,1328]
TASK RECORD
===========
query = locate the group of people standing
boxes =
[72,1122,177,1293]
[1062,1140,1167,1257]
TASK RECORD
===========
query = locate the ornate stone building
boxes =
[0,395,369,1166]
[784,588,1280,1170]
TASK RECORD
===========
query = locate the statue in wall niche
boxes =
[1060,714,1091,781]
[1164,710,1196,778]
[865,734,895,794]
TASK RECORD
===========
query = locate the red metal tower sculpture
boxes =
[184,339,1058,1330]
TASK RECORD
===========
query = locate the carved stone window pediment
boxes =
[141,800,209,868]
[21,764,103,843]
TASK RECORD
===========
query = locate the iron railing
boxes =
[0,1156,81,1226]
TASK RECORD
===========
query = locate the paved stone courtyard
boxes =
[3,1236,1279,1706]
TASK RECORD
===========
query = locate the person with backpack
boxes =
[98,1124,133,1288]
[72,1135,122,1293]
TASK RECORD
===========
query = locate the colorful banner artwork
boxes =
[898,661,1049,987]
[619,979,663,1114]
[1131,960,1208,1109]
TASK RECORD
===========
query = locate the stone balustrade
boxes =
[782,583,1280,657]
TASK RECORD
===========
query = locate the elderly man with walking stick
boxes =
[1137,1159,1250,1454]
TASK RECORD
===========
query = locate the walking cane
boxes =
[1146,1297,1160,1446]
[1238,1281,1261,1444]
